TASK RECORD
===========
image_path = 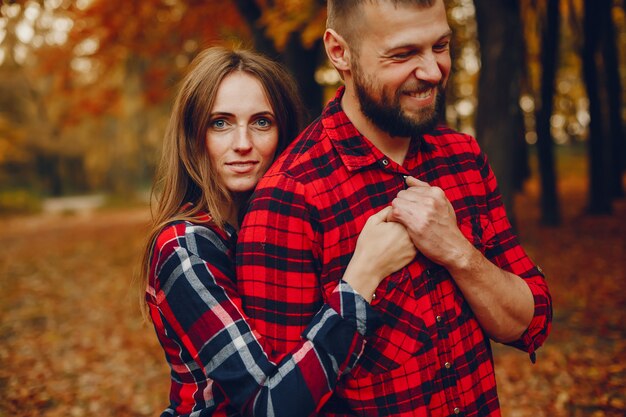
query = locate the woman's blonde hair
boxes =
[138,46,304,317]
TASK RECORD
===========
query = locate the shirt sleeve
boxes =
[237,173,329,354]
[149,221,381,417]
[472,139,553,358]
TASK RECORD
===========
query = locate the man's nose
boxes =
[414,53,443,84]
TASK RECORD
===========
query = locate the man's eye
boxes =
[434,42,450,52]
[392,52,411,60]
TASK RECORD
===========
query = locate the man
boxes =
[237,0,552,415]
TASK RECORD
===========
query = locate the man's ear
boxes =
[323,28,351,72]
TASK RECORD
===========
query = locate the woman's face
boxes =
[205,71,279,196]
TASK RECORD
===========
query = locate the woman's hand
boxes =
[343,206,416,302]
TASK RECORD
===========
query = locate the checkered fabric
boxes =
[237,87,552,417]
[146,211,382,416]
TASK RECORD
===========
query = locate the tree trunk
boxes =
[233,0,279,58]
[283,36,324,122]
[233,0,324,120]
[582,0,612,214]
[534,0,561,225]
[600,0,624,198]
[474,0,528,228]
[35,154,63,196]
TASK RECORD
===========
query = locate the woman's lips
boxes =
[225,161,259,174]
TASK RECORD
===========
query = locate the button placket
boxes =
[425,267,463,413]
[427,269,448,337]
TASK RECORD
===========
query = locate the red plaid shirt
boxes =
[237,87,552,417]
[147,210,383,417]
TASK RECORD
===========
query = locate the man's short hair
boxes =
[327,0,437,46]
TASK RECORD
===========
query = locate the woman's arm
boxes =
[149,208,414,417]
[341,206,416,302]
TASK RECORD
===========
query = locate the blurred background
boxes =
[0,0,624,416]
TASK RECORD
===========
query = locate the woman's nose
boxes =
[232,126,253,153]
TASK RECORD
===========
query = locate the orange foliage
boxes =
[35,0,250,125]
[260,0,326,49]
[144,66,171,105]
[26,0,329,129]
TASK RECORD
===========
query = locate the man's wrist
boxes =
[445,241,482,277]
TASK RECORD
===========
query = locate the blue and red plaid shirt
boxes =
[146,210,383,416]
[237,87,552,417]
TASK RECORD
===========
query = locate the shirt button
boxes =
[381,158,389,166]
[371,292,377,300]
[454,407,461,414]
[436,315,442,323]
[444,362,452,369]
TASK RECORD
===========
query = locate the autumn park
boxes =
[1,0,625,416]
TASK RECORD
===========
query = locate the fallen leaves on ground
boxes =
[0,210,167,416]
[0,174,624,416]
[494,175,626,417]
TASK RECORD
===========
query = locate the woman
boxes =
[139,46,416,417]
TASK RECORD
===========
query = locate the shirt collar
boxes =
[180,202,237,239]
[321,86,433,172]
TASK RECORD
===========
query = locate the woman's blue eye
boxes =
[255,118,272,128]
[212,119,227,129]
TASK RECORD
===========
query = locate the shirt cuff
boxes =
[330,280,384,335]
[300,281,383,376]
[504,278,552,360]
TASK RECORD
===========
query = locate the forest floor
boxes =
[0,160,624,417]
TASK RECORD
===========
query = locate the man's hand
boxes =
[388,176,475,269]
[389,177,535,342]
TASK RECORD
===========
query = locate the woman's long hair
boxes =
[138,46,304,317]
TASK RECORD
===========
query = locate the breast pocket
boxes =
[458,214,497,253]
[349,274,431,378]
[337,351,436,417]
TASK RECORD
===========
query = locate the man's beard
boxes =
[353,66,445,138]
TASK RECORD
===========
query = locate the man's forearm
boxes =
[446,244,535,343]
